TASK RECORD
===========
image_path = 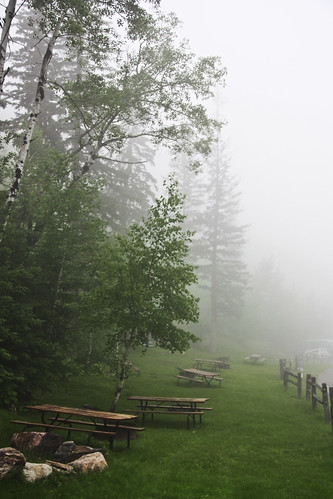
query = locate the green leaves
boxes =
[84,176,200,358]
[57,11,225,176]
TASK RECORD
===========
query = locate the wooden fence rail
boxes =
[304,373,330,423]
[279,359,331,425]
[283,368,302,398]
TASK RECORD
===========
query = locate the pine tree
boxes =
[199,139,248,350]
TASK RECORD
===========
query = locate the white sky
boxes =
[161,0,333,305]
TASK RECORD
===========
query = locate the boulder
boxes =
[0,447,26,479]
[54,441,106,462]
[11,432,63,453]
[54,440,76,460]
[70,451,108,473]
[23,462,53,483]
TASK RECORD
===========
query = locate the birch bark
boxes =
[7,19,62,202]
[109,344,131,412]
[0,0,17,97]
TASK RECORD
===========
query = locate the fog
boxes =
[160,0,333,344]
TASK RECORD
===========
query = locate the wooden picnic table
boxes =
[11,404,140,448]
[177,368,224,387]
[243,354,267,364]
[194,358,230,370]
[127,396,211,428]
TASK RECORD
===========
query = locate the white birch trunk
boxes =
[7,20,62,202]
[0,0,16,97]
[109,345,131,412]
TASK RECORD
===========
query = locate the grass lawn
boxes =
[1,347,333,498]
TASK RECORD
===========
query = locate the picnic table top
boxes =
[194,358,225,362]
[182,368,220,377]
[127,396,210,403]
[25,404,137,422]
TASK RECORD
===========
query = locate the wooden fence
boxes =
[305,374,330,423]
[283,368,302,398]
[329,388,333,431]
[280,359,330,424]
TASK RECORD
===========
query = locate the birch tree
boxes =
[83,177,200,410]
[3,0,161,203]
[58,12,226,181]
[0,0,17,98]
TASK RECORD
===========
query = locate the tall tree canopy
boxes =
[172,136,248,351]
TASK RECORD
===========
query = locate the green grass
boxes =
[1,348,333,498]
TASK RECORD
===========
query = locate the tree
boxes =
[240,259,311,355]
[58,12,225,181]
[0,0,16,98]
[2,0,161,205]
[0,131,108,405]
[2,5,224,241]
[83,176,200,410]
[94,134,157,233]
[199,139,248,350]
[172,137,248,351]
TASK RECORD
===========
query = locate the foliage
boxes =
[0,132,108,405]
[83,176,200,408]
[172,138,248,350]
[198,139,248,317]
[0,1,224,406]
[59,12,225,178]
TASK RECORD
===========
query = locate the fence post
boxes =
[280,359,286,379]
[322,383,330,423]
[283,368,288,391]
[295,356,299,371]
[311,376,317,410]
[330,387,333,431]
[306,374,311,401]
[297,371,302,398]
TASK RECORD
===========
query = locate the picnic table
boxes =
[11,404,141,448]
[176,368,224,387]
[243,354,267,364]
[194,358,230,370]
[127,396,211,429]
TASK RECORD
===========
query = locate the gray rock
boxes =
[11,431,63,453]
[70,451,108,473]
[23,462,53,483]
[0,447,26,479]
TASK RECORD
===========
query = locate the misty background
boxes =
[158,0,333,350]
[2,0,333,364]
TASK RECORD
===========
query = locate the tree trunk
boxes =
[7,20,61,202]
[209,271,218,352]
[110,375,126,412]
[109,345,130,412]
[209,137,221,352]
[1,19,62,242]
[0,0,16,98]
[47,240,66,341]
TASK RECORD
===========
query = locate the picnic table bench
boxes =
[194,358,230,370]
[11,404,140,449]
[126,396,211,429]
[176,374,205,385]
